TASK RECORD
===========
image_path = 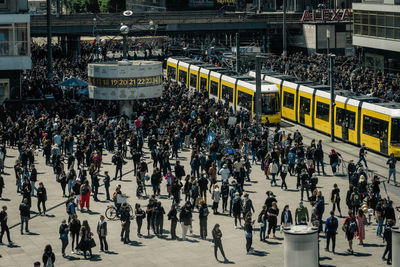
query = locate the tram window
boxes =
[262,93,280,115]
[200,77,207,91]
[300,96,311,115]
[336,108,356,130]
[190,74,197,88]
[179,70,187,84]
[238,90,252,110]
[391,119,400,145]
[316,102,330,122]
[363,115,388,138]
[210,81,219,96]
[283,92,294,109]
[221,85,233,102]
[167,66,176,80]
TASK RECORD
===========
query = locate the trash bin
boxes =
[283,225,319,267]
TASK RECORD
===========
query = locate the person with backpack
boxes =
[351,188,361,216]
[279,159,289,190]
[42,244,55,267]
[59,219,69,257]
[343,210,357,255]
[199,199,209,239]
[80,180,91,212]
[258,205,267,241]
[324,210,338,253]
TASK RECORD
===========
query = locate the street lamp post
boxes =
[282,0,287,57]
[120,24,129,60]
[46,0,53,81]
[329,54,336,142]
[326,29,330,57]
[255,55,262,124]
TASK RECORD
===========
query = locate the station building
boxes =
[0,0,31,102]
[353,0,400,73]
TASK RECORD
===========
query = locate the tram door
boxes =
[299,96,310,125]
[342,117,349,141]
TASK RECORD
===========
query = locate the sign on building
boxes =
[301,9,351,22]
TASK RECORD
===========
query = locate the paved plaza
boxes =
[0,120,398,267]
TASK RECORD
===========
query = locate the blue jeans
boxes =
[68,179,73,196]
[260,222,266,240]
[252,151,257,164]
[30,181,37,196]
[20,216,29,233]
[389,168,396,184]
[270,173,276,185]
[377,218,384,236]
[357,156,368,168]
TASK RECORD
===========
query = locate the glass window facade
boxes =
[0,23,30,56]
[354,10,400,40]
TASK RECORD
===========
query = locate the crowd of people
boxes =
[0,43,399,266]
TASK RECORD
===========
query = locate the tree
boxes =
[85,0,100,13]
[107,0,126,13]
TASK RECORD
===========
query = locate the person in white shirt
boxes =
[218,165,230,183]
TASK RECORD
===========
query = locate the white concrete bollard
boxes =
[393,227,400,267]
[283,226,319,267]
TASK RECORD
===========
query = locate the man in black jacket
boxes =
[19,198,30,234]
[174,161,185,180]
[300,168,310,201]
[113,152,124,180]
[383,219,394,265]
[36,182,47,215]
[0,205,12,245]
[30,165,37,197]
[199,200,209,239]
[180,202,193,241]
[120,203,131,244]
[198,174,208,202]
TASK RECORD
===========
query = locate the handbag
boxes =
[89,238,96,248]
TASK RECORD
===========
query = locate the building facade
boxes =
[353,0,400,73]
[0,0,31,102]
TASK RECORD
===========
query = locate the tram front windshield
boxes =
[261,93,280,115]
[392,118,400,145]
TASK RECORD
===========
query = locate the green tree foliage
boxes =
[64,0,105,13]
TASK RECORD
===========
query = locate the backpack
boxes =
[327,217,336,229]
[81,186,89,196]
[347,218,357,234]
[352,193,360,206]
[45,256,54,267]
[233,198,241,211]
[202,207,209,217]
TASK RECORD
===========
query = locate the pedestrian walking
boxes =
[232,192,242,228]
[0,206,12,245]
[59,219,69,257]
[343,210,357,255]
[244,214,254,254]
[154,201,165,237]
[36,182,47,215]
[80,180,91,212]
[330,184,342,217]
[30,165,37,197]
[266,202,279,239]
[120,203,131,244]
[69,214,81,254]
[199,200,209,239]
[167,204,178,240]
[355,209,366,245]
[97,215,108,252]
[77,220,94,259]
[146,198,155,235]
[280,159,288,190]
[112,152,124,180]
[387,153,397,185]
[19,198,30,234]
[103,171,110,200]
[258,205,267,241]
[42,244,55,267]
[324,211,338,253]
[212,224,228,262]
[135,203,145,237]
[383,219,394,265]
[212,184,221,214]
[180,201,193,241]
[0,174,4,199]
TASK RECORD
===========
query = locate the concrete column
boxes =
[283,226,319,267]
[119,100,134,120]
[393,227,400,267]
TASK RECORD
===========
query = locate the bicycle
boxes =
[104,194,134,220]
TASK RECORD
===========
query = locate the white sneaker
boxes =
[71,251,75,254]
[235,226,238,229]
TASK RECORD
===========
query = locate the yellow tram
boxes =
[167,57,281,124]
[247,71,400,157]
